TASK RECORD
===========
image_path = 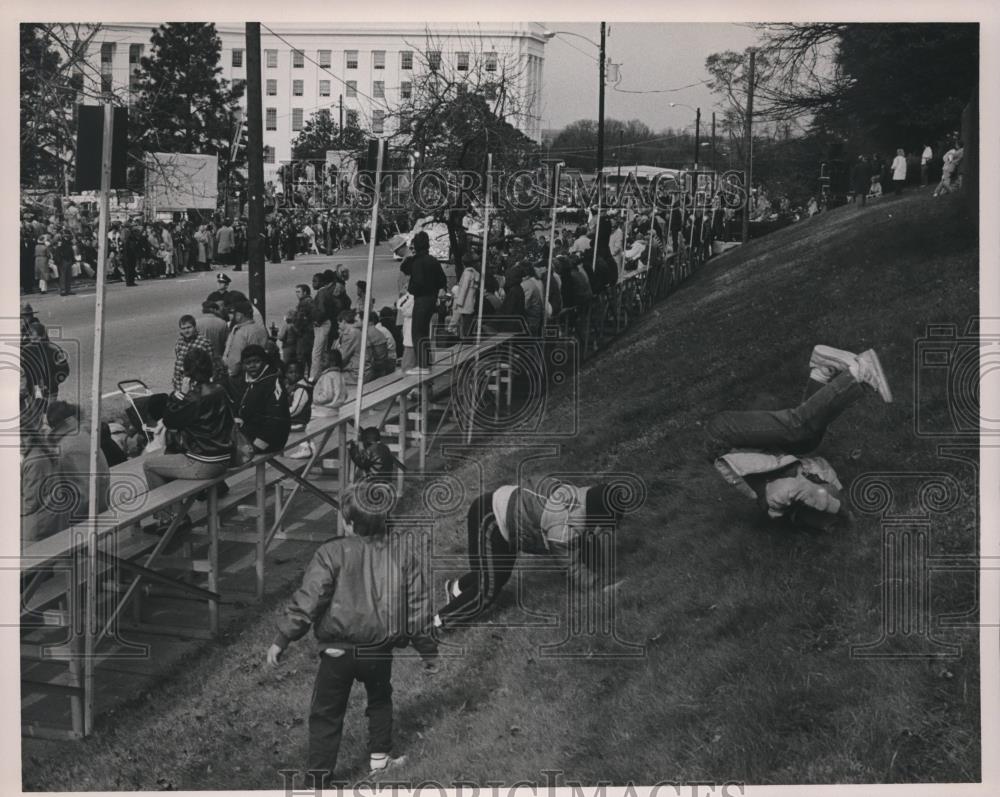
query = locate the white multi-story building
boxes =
[81,22,549,181]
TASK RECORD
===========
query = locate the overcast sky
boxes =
[540,22,761,134]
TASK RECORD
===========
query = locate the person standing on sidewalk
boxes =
[266,485,438,785]
[215,218,235,268]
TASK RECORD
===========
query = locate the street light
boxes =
[670,102,701,170]
[542,25,607,175]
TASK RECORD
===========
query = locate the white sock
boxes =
[433,614,442,628]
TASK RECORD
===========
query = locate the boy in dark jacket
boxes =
[267,484,438,784]
[233,345,291,453]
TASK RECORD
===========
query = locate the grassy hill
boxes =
[24,189,980,789]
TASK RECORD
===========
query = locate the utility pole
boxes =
[339,94,344,131]
[245,22,266,321]
[694,107,701,170]
[741,49,756,245]
[597,21,606,176]
[711,111,717,172]
[617,129,623,183]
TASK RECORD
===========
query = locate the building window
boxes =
[318,108,330,122]
[346,50,358,69]
[400,50,413,70]
[373,80,384,99]
[233,78,246,95]
[101,74,113,94]
[318,49,331,68]
[293,79,303,96]
[232,48,244,68]
[292,49,304,68]
[292,108,303,131]
[372,110,385,134]
[485,51,498,72]
[456,83,467,96]
[426,50,441,71]
[100,42,115,67]
[266,107,277,130]
[373,50,385,70]
[266,79,277,96]
[319,79,331,96]
[346,80,357,98]
[266,49,277,68]
[264,145,275,164]
[483,82,497,100]
[129,44,143,65]
[346,109,358,127]
[456,51,469,71]
[129,70,141,95]
[400,81,412,99]
[398,112,411,133]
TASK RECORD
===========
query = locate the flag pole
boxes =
[353,137,385,436]
[466,153,493,444]
[84,101,115,734]
[543,161,562,312]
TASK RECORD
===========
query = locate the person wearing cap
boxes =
[705,345,893,531]
[232,344,291,454]
[216,272,232,293]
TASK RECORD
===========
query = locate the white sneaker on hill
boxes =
[369,754,406,775]
[809,344,859,383]
[852,349,893,403]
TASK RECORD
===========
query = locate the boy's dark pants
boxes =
[307,644,394,783]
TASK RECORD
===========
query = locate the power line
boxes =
[612,79,711,95]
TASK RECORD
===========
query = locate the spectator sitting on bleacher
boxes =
[286,361,312,431]
[287,350,348,459]
[142,348,234,532]
[365,312,394,378]
[233,345,291,454]
[46,401,110,532]
[21,414,59,546]
[333,309,367,390]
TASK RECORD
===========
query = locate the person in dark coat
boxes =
[399,231,447,373]
[850,155,872,206]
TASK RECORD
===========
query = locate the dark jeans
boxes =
[410,295,437,368]
[308,644,394,784]
[705,371,865,459]
[438,492,517,628]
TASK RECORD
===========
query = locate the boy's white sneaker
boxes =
[369,754,406,775]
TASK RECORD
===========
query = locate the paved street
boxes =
[24,244,412,416]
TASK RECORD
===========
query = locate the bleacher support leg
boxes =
[207,485,220,636]
[255,464,266,602]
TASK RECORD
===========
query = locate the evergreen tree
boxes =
[291,110,368,161]
[128,23,244,191]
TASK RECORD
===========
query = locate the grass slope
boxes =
[23,191,980,789]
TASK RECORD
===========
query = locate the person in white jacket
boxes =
[706,345,893,530]
[453,256,481,337]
